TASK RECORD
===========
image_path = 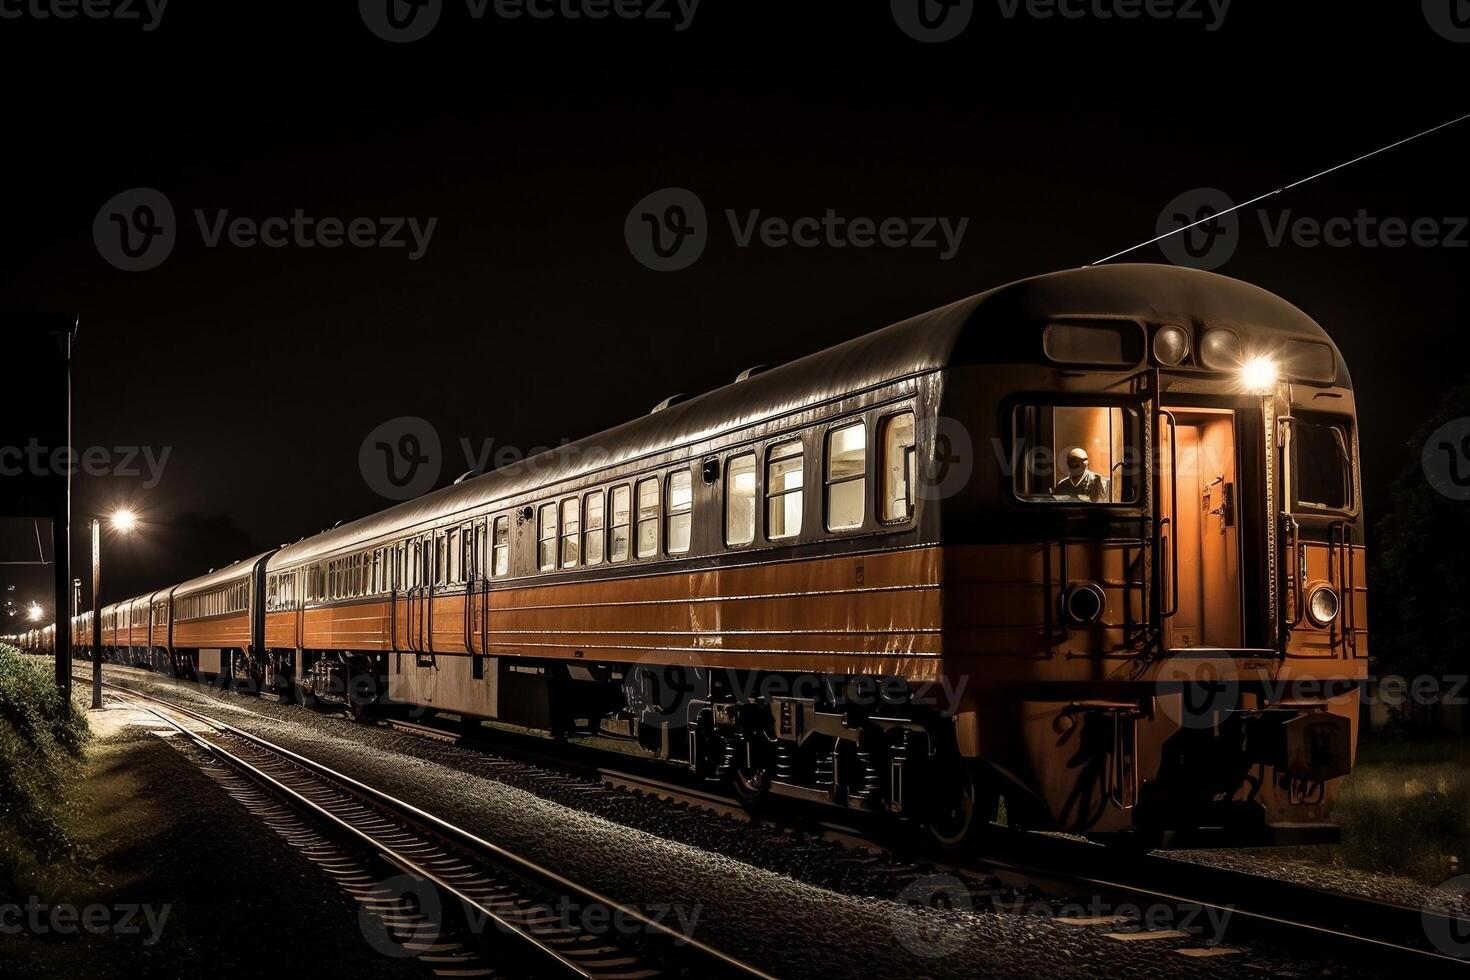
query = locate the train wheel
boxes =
[925,762,991,851]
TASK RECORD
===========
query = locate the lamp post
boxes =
[91,509,137,710]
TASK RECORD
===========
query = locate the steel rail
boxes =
[99,676,776,980]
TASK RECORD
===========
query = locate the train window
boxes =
[725,452,757,546]
[463,525,477,582]
[636,478,659,558]
[447,527,462,583]
[766,440,804,540]
[610,485,631,562]
[537,503,558,571]
[1012,404,1141,504]
[666,470,692,554]
[584,491,605,566]
[492,516,510,577]
[1294,416,1353,512]
[825,422,867,532]
[561,498,581,568]
[880,412,917,522]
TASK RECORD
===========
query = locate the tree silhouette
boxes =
[1371,376,1470,687]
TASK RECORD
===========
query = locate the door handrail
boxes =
[1158,410,1180,619]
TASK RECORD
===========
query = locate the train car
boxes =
[100,602,121,657]
[251,264,1366,848]
[170,554,273,682]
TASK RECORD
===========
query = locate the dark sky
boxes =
[2,1,1468,611]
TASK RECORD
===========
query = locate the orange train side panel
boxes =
[173,613,252,650]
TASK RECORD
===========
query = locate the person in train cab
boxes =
[1053,447,1108,501]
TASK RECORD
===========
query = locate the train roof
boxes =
[173,551,274,597]
[268,263,1343,569]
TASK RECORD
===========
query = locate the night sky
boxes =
[2,1,1468,613]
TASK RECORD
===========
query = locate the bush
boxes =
[0,643,91,890]
[1333,737,1470,883]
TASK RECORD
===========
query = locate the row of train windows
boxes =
[174,581,249,621]
[263,411,917,603]
[534,411,916,571]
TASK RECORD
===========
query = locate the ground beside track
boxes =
[0,697,426,980]
[77,664,1410,979]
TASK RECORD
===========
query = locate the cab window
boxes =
[1012,404,1141,504]
[1294,416,1353,512]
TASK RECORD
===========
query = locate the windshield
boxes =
[1294,416,1353,512]
[1013,404,1141,504]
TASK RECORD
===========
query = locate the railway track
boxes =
[92,666,1470,973]
[95,677,774,980]
[401,714,1470,971]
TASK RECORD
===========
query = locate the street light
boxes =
[91,508,140,710]
[27,602,43,622]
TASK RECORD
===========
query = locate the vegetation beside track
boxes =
[0,642,90,897]
[1329,735,1470,883]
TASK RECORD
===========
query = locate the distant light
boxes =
[110,509,139,533]
[1239,356,1279,394]
[27,602,43,622]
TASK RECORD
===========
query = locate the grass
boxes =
[0,642,90,895]
[1329,736,1470,883]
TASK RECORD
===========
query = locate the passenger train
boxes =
[34,264,1368,849]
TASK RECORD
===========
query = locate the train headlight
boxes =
[1152,325,1190,366]
[1239,355,1279,394]
[1198,328,1240,369]
[1307,585,1341,627]
[1063,583,1107,627]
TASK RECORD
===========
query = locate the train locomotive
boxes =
[59,264,1367,849]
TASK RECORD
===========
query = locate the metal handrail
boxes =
[1159,411,1180,619]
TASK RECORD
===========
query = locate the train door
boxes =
[405,533,431,655]
[1159,407,1243,649]
[465,518,488,657]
